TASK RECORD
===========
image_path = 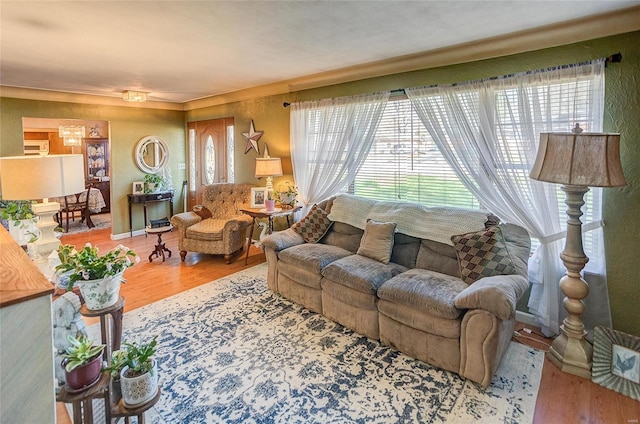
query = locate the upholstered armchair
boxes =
[170,183,254,263]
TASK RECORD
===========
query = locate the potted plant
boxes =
[143,173,164,193]
[275,182,298,209]
[62,334,105,390]
[265,190,276,212]
[103,348,128,401]
[54,243,139,310]
[119,336,159,407]
[0,200,38,245]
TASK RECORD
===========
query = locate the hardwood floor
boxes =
[55,228,640,424]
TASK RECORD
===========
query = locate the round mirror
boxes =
[135,136,169,174]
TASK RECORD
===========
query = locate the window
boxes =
[354,71,602,260]
[353,98,479,208]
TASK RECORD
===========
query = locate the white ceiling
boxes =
[1,1,638,104]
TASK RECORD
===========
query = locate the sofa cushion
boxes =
[320,222,363,253]
[378,269,468,320]
[416,239,460,277]
[378,300,462,338]
[185,218,226,241]
[291,204,333,243]
[278,243,352,275]
[356,219,396,264]
[451,226,517,284]
[322,254,407,295]
[390,233,421,269]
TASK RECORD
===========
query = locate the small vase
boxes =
[120,360,158,407]
[265,199,276,212]
[77,271,124,310]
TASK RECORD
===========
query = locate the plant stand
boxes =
[56,373,110,424]
[111,387,161,424]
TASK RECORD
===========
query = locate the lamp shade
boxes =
[530,132,627,187]
[0,154,85,200]
[255,157,283,178]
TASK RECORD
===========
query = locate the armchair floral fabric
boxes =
[170,183,253,263]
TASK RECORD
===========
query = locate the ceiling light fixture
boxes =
[59,125,85,146]
[122,90,148,102]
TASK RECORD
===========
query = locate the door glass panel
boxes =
[205,135,215,184]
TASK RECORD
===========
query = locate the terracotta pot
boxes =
[77,271,123,310]
[64,354,102,390]
[120,359,158,407]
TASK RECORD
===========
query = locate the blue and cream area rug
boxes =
[88,263,543,423]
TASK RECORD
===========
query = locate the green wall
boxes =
[1,30,638,335]
[0,100,186,235]
[186,31,640,336]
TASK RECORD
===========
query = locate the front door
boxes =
[187,117,234,207]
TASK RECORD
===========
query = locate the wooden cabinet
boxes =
[85,138,110,212]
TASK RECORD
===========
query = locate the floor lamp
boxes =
[529,125,626,378]
[0,154,85,275]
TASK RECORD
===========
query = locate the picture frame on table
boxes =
[592,325,640,400]
[132,181,144,195]
[250,187,267,208]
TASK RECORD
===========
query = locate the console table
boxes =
[127,191,174,236]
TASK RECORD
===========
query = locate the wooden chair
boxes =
[58,184,92,232]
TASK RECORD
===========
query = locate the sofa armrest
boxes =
[454,274,528,321]
[170,212,202,230]
[261,228,305,252]
[224,214,253,232]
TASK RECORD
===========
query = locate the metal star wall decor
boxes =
[242,120,263,154]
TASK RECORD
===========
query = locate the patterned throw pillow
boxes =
[451,226,516,284]
[291,204,333,243]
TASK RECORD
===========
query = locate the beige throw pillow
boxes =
[356,219,396,264]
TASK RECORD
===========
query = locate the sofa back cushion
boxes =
[202,183,253,220]
[390,233,421,269]
[321,222,363,253]
[416,239,461,277]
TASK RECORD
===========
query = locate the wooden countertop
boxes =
[0,226,54,308]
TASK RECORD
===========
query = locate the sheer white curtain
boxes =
[406,60,607,336]
[290,92,390,212]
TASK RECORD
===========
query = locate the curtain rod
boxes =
[283,53,622,107]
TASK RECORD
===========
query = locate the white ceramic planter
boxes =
[120,359,158,407]
[7,218,38,246]
[77,271,124,310]
[278,193,296,208]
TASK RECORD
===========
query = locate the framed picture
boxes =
[250,187,267,208]
[132,181,144,195]
[592,326,640,400]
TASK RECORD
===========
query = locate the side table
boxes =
[240,206,301,265]
[145,225,173,262]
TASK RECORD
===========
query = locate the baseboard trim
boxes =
[111,229,146,240]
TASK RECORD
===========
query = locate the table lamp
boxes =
[0,154,85,268]
[255,157,283,194]
[529,124,626,378]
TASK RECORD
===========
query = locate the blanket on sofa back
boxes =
[327,193,489,245]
